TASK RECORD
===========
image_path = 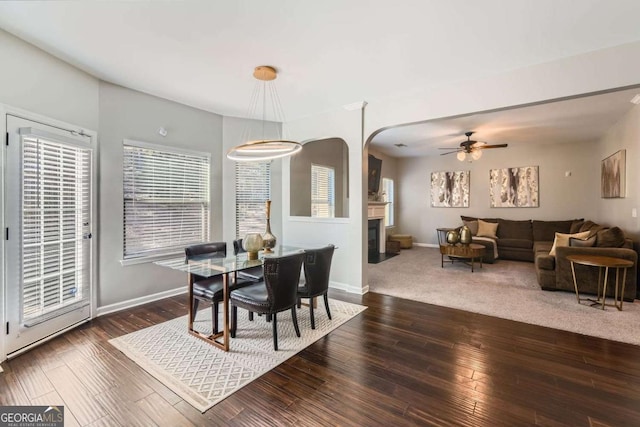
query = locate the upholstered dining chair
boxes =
[233,238,264,282]
[185,242,252,334]
[230,251,305,351]
[297,245,335,329]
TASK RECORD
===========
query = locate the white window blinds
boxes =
[20,133,92,324]
[123,140,210,259]
[311,164,335,218]
[235,161,271,238]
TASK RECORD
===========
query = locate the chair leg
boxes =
[323,293,332,320]
[266,313,272,322]
[192,299,200,322]
[309,300,315,330]
[230,305,237,338]
[213,302,219,334]
[272,313,278,351]
[291,307,301,337]
[248,311,254,321]
[297,297,301,309]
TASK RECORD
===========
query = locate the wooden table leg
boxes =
[601,267,610,310]
[570,261,581,304]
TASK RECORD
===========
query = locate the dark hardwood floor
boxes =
[1,290,640,426]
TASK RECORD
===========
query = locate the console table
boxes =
[439,243,484,272]
[567,254,633,311]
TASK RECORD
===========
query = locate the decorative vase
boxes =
[459,225,472,245]
[446,229,460,245]
[243,232,263,260]
[262,199,276,253]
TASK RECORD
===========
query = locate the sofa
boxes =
[459,216,638,301]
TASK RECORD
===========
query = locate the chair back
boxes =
[185,242,227,259]
[303,245,335,296]
[263,252,305,312]
[233,239,245,255]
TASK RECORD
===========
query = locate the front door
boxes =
[5,115,93,356]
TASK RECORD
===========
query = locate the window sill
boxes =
[120,251,183,267]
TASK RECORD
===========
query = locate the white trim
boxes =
[1,104,99,362]
[288,216,350,224]
[123,138,211,159]
[329,280,366,295]
[96,286,186,317]
[6,318,90,360]
[414,242,438,248]
[120,251,183,267]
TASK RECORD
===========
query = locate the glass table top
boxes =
[154,245,305,278]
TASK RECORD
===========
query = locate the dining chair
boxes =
[297,245,335,329]
[185,242,252,334]
[233,238,264,282]
[230,251,305,350]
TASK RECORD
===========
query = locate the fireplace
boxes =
[368,219,380,260]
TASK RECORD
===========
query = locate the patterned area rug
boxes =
[109,299,366,412]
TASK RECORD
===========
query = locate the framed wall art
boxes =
[601,149,625,198]
[430,170,470,207]
[489,166,539,208]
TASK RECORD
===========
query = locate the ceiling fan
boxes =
[439,131,508,161]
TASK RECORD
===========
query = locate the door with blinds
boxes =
[5,116,93,356]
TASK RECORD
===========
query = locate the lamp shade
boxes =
[456,151,466,162]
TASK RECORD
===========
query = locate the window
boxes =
[235,161,271,238]
[382,177,394,227]
[311,164,335,218]
[123,140,210,259]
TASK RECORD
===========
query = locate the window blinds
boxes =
[235,161,271,238]
[123,141,210,259]
[21,134,92,324]
[311,164,335,218]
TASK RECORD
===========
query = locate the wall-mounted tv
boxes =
[368,154,382,195]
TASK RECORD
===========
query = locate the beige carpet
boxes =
[369,246,640,346]
[110,299,366,412]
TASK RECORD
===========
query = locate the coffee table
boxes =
[439,243,484,272]
[567,254,633,311]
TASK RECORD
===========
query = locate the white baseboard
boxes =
[330,280,367,295]
[96,286,186,317]
[414,242,438,248]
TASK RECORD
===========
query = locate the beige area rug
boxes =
[109,299,365,412]
[369,246,640,346]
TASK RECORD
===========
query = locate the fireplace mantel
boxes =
[368,202,389,254]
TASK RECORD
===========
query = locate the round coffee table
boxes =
[567,254,633,311]
[439,243,484,272]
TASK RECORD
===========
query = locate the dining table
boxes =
[154,245,305,351]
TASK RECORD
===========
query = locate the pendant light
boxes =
[227,66,302,162]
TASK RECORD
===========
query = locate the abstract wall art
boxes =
[489,166,539,208]
[430,170,470,208]
[601,149,625,198]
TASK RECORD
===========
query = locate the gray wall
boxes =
[0,29,99,129]
[290,138,349,217]
[396,140,600,245]
[596,104,640,242]
[98,81,224,307]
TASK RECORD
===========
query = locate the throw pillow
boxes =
[477,219,498,239]
[596,227,626,247]
[569,235,596,247]
[463,220,478,236]
[549,231,591,256]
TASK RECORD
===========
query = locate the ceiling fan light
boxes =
[456,151,466,162]
[471,149,483,160]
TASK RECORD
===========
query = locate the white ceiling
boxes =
[371,87,640,157]
[1,0,640,124]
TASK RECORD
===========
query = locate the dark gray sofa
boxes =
[460,216,638,301]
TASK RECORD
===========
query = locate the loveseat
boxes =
[459,216,638,301]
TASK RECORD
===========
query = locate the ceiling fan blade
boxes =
[440,149,463,156]
[477,144,508,149]
[438,147,459,149]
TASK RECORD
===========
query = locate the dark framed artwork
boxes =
[601,149,625,198]
[489,166,539,207]
[430,170,470,207]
